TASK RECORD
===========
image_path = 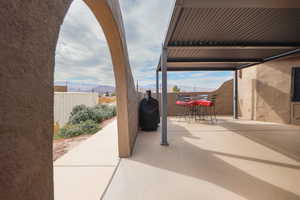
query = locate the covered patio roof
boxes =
[157,0,300,146]
[157,0,300,71]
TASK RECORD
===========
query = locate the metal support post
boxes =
[156,70,159,100]
[233,70,239,119]
[161,48,169,146]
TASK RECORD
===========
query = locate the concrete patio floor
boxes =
[54,120,119,200]
[103,117,300,200]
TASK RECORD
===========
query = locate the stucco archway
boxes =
[0,0,138,199]
[83,0,138,158]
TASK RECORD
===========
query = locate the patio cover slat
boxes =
[158,0,300,71]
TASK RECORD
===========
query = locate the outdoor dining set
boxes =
[175,94,217,123]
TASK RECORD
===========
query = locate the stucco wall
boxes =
[0,1,71,200]
[238,54,300,125]
[238,67,257,120]
[291,102,300,125]
[0,0,138,200]
[84,0,139,157]
[155,80,233,116]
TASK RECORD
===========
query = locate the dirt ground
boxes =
[53,117,116,161]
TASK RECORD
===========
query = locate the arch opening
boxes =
[0,0,138,199]
[55,0,138,158]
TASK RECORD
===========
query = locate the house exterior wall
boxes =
[238,55,300,125]
[238,66,257,120]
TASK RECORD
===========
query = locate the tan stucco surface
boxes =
[84,0,138,157]
[0,0,138,199]
[0,1,71,200]
[238,55,300,125]
[238,67,257,120]
[163,80,233,116]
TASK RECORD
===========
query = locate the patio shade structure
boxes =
[157,0,300,145]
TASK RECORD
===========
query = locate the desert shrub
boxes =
[94,104,109,110]
[107,105,117,116]
[58,124,83,138]
[78,120,100,134]
[92,109,106,122]
[69,108,94,124]
[69,104,117,125]
[93,104,116,120]
[58,120,100,138]
[70,104,88,117]
[58,104,116,139]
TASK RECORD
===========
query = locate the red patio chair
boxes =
[194,95,217,123]
[175,95,192,120]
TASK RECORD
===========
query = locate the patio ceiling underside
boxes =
[158,0,300,71]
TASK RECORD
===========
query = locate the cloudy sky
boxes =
[55,0,232,90]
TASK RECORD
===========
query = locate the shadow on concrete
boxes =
[218,119,300,162]
[129,119,300,200]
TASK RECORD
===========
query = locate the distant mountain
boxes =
[92,85,115,94]
[139,84,214,93]
[54,81,115,94]
[54,81,214,94]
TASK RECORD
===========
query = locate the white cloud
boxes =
[55,0,113,85]
[55,0,232,90]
